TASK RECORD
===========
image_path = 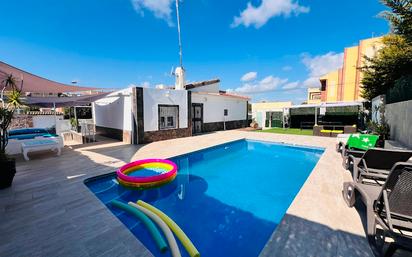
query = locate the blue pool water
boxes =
[85,139,324,257]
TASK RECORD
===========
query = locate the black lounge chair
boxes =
[338,134,379,156]
[346,148,412,183]
[343,162,412,257]
[342,148,365,170]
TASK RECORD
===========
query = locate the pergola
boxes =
[288,101,365,128]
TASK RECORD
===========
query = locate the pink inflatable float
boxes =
[116,159,177,188]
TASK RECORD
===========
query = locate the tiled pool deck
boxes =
[0,131,375,257]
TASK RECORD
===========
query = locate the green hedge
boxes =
[325,106,359,116]
[290,106,358,116]
[290,107,317,115]
[386,75,412,104]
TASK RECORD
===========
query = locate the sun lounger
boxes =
[339,134,379,156]
[342,162,412,256]
[336,133,352,152]
[348,148,412,183]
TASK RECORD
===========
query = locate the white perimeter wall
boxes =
[192,93,247,123]
[93,87,132,131]
[32,115,63,129]
[386,99,412,148]
[143,88,188,132]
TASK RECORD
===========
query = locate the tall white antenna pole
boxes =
[175,0,183,68]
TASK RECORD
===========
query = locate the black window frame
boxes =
[158,105,179,130]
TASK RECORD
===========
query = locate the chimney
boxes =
[174,67,185,90]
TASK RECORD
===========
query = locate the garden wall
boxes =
[386,99,412,148]
[10,114,64,130]
[10,115,33,129]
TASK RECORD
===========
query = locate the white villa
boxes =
[93,79,250,144]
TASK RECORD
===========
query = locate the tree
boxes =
[361,0,412,100]
[380,0,412,42]
[0,74,22,159]
[361,35,412,99]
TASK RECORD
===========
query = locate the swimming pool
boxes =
[85,139,324,257]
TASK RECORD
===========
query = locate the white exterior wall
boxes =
[191,93,247,123]
[143,88,188,132]
[386,99,412,148]
[32,115,63,129]
[93,87,132,131]
[55,119,71,134]
[189,82,220,93]
[251,108,285,129]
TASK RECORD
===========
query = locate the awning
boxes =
[289,101,364,109]
[289,101,363,116]
[23,92,111,108]
[0,61,100,93]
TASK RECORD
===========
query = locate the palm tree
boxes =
[1,74,22,106]
[0,73,23,158]
[380,0,412,42]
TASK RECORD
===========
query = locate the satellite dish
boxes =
[71,80,78,84]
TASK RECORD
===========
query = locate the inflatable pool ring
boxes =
[117,159,177,188]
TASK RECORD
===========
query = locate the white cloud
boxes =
[301,52,343,87]
[282,65,293,72]
[155,84,167,89]
[228,75,288,94]
[231,0,310,28]
[128,82,151,88]
[141,81,151,88]
[132,0,174,26]
[282,81,299,89]
[241,71,258,82]
[302,76,320,88]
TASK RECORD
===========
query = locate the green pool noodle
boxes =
[137,200,200,257]
[110,200,168,253]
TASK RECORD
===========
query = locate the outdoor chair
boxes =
[346,148,412,184]
[342,162,412,257]
[339,134,379,156]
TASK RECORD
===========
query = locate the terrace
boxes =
[0,130,377,257]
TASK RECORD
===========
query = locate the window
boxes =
[159,105,179,130]
[320,79,327,91]
[224,109,228,116]
[310,92,321,100]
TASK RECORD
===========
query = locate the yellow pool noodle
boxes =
[137,200,200,257]
[129,202,182,257]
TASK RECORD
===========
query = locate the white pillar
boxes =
[53,102,57,133]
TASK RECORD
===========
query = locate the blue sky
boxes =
[0,0,389,103]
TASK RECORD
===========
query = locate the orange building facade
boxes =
[309,36,383,103]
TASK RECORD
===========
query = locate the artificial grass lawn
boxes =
[257,128,313,136]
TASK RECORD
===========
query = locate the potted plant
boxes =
[367,103,390,148]
[0,74,22,189]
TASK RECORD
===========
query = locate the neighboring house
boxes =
[251,101,293,129]
[307,88,322,104]
[307,36,383,103]
[93,79,250,144]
